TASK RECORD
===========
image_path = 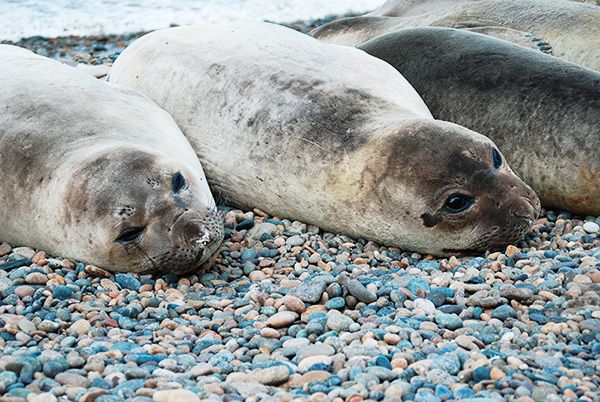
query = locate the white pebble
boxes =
[583,221,599,234]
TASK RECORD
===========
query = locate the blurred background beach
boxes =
[0,0,380,41]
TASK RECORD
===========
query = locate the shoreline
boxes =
[0,14,356,66]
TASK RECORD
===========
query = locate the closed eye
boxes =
[114,227,145,244]
[172,171,187,193]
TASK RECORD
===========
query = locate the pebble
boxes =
[153,389,200,402]
[266,311,298,328]
[253,366,290,385]
[413,298,436,314]
[288,280,326,303]
[342,277,377,303]
[326,311,354,332]
[68,319,91,336]
[583,221,599,233]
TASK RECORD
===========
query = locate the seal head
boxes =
[355,119,540,255]
[64,148,224,274]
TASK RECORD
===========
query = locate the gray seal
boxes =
[311,0,600,71]
[0,45,223,274]
[108,22,540,256]
[359,27,600,215]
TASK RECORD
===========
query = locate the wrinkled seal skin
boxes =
[108,22,540,256]
[359,28,600,215]
[311,0,600,71]
[0,45,224,274]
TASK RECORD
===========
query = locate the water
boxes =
[0,0,381,40]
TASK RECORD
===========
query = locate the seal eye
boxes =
[172,171,186,193]
[492,148,502,169]
[114,227,145,244]
[443,194,474,213]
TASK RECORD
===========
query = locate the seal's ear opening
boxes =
[492,147,502,169]
[172,171,187,193]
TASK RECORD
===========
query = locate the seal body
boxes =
[0,45,223,274]
[359,28,600,215]
[311,0,600,71]
[109,22,540,256]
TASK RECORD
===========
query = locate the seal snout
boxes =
[171,210,222,248]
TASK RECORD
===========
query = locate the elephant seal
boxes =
[311,0,600,71]
[359,28,600,215]
[108,22,540,256]
[0,45,224,274]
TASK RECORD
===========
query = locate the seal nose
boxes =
[191,227,212,247]
[171,211,209,245]
[507,183,541,227]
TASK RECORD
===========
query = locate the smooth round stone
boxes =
[286,235,305,247]
[38,320,59,333]
[29,393,58,402]
[298,355,333,373]
[348,322,361,332]
[491,305,517,320]
[413,298,436,315]
[43,361,66,378]
[25,272,48,284]
[55,372,90,387]
[253,366,290,385]
[239,248,256,263]
[375,356,392,370]
[248,270,266,281]
[297,344,335,361]
[114,274,141,291]
[14,285,35,298]
[282,296,306,314]
[0,371,18,387]
[326,312,353,332]
[53,285,74,300]
[153,389,200,402]
[583,221,600,234]
[17,319,36,334]
[282,338,310,349]
[344,279,377,304]
[260,327,280,338]
[472,366,491,383]
[266,311,298,328]
[325,297,345,310]
[68,319,91,336]
[427,288,447,307]
[407,278,430,295]
[288,280,326,304]
[435,313,463,330]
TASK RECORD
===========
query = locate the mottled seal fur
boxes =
[0,45,223,274]
[359,27,600,215]
[311,0,600,71]
[108,22,540,256]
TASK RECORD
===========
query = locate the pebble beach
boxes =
[1,15,599,402]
